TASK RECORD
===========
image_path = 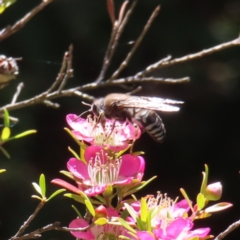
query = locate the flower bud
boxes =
[95,205,108,219]
[205,182,222,201]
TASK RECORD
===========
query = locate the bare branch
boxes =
[12,201,45,238]
[139,34,240,75]
[214,219,240,240]
[95,1,137,83]
[109,5,161,81]
[11,82,24,104]
[0,0,54,42]
[58,44,74,93]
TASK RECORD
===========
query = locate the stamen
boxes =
[88,150,122,186]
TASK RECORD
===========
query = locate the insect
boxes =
[88,93,183,143]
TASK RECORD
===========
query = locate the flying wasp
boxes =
[84,93,183,143]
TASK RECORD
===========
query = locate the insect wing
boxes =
[117,96,183,112]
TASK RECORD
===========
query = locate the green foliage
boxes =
[0,109,37,158]
[32,174,66,201]
[0,0,16,14]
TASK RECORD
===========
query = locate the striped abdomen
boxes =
[127,108,166,142]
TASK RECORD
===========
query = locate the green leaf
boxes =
[200,164,209,196]
[0,0,16,14]
[72,205,82,218]
[124,203,137,222]
[68,146,80,160]
[140,198,148,222]
[118,218,136,234]
[94,217,108,225]
[123,176,157,197]
[65,193,85,204]
[1,127,10,140]
[205,202,233,213]
[48,189,66,201]
[0,146,10,158]
[136,217,145,231]
[39,174,46,197]
[85,199,95,217]
[31,195,43,201]
[32,182,42,195]
[0,169,6,173]
[94,195,106,204]
[60,170,74,180]
[64,193,102,205]
[10,130,37,139]
[196,193,205,211]
[180,188,194,212]
[3,109,10,127]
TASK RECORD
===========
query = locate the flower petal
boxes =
[119,155,145,177]
[69,218,94,239]
[67,158,89,179]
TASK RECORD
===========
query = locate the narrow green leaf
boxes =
[64,193,102,205]
[200,164,209,195]
[196,193,205,211]
[140,198,148,222]
[65,193,85,204]
[136,217,145,230]
[146,208,154,232]
[180,188,194,212]
[118,218,136,234]
[11,130,37,139]
[3,109,10,127]
[60,170,74,180]
[124,176,157,196]
[0,169,6,173]
[31,195,42,201]
[68,146,80,160]
[94,217,108,225]
[85,199,95,217]
[0,146,10,158]
[1,127,10,140]
[205,202,233,213]
[39,174,46,197]
[32,182,42,195]
[48,189,66,201]
[72,205,82,218]
[131,151,145,156]
[94,195,106,204]
[124,203,137,222]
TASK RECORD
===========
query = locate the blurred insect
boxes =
[0,55,20,89]
[84,93,183,143]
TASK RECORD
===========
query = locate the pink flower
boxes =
[128,194,210,239]
[66,114,141,151]
[153,218,210,240]
[69,207,130,239]
[52,145,145,196]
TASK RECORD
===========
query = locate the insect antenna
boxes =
[73,102,92,121]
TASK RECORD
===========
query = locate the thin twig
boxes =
[214,219,240,240]
[109,5,161,81]
[95,1,137,83]
[46,50,68,94]
[0,0,54,42]
[11,82,24,104]
[10,222,95,240]
[138,34,240,75]
[12,201,45,238]
[58,44,74,93]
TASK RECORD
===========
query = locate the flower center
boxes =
[88,150,122,186]
[147,192,178,229]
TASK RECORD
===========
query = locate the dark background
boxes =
[0,0,240,239]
